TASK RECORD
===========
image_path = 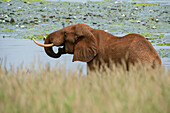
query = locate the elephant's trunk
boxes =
[33,31,65,58]
[44,34,65,58]
[44,47,60,58]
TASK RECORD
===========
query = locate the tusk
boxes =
[43,35,46,39]
[33,38,54,47]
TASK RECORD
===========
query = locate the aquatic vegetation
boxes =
[134,3,158,6]
[0,0,169,35]
[21,26,34,29]
[1,28,14,32]
[120,30,134,33]
[150,41,155,43]
[158,49,170,58]
[19,0,52,3]
[87,1,103,3]
[1,0,10,1]
[141,34,164,37]
[157,43,170,46]
[162,5,170,7]
[24,34,49,39]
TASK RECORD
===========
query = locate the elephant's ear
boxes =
[72,24,98,62]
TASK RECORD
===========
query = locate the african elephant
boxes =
[33,23,161,70]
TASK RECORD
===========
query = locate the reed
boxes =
[0,63,169,113]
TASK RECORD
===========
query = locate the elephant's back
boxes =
[128,35,161,65]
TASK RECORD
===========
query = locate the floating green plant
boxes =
[22,26,34,29]
[162,5,170,7]
[157,43,170,46]
[158,40,163,43]
[24,34,49,39]
[134,3,158,6]
[150,41,155,43]
[87,1,103,3]
[128,19,136,23]
[158,49,170,58]
[141,34,164,37]
[1,0,11,1]
[20,0,52,3]
[120,30,134,33]
[1,29,14,32]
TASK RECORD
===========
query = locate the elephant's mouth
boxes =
[33,38,66,58]
[45,45,66,58]
[56,46,65,54]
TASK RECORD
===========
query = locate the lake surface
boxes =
[0,37,87,74]
[48,0,170,5]
[47,0,104,2]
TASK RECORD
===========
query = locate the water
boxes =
[121,0,170,5]
[0,38,87,74]
[47,0,104,2]
[47,0,170,5]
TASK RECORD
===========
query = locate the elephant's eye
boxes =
[78,36,84,40]
[75,36,84,44]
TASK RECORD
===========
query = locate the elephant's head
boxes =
[33,23,98,62]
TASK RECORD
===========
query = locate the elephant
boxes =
[33,23,161,71]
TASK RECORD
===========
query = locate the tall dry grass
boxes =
[0,62,169,113]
